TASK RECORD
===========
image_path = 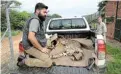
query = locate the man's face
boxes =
[98,17,102,23]
[37,8,47,21]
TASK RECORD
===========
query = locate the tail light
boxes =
[97,39,106,60]
[19,41,24,53]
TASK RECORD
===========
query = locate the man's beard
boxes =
[38,13,46,21]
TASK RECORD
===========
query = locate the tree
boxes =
[1,0,22,31]
[1,0,21,9]
[98,1,107,18]
[51,14,62,18]
[98,1,107,11]
[1,1,31,31]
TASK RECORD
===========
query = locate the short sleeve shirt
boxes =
[29,19,39,33]
[96,22,107,35]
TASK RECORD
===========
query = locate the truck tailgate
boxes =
[18,66,94,74]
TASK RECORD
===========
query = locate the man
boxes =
[96,16,107,42]
[18,3,52,67]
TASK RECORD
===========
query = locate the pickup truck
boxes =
[18,17,106,74]
[45,17,106,74]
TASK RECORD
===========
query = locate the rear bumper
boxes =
[93,57,106,73]
[94,64,106,74]
[92,53,106,67]
[97,64,106,69]
[95,59,106,67]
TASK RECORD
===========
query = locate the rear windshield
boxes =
[49,18,86,30]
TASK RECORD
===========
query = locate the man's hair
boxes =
[35,3,48,13]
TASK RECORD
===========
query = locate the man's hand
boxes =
[41,48,50,53]
[28,32,51,54]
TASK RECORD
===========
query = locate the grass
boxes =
[1,30,21,37]
[105,44,121,74]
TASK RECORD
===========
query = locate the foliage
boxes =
[51,14,62,18]
[1,0,26,31]
[98,1,107,11]
[11,0,21,6]
[106,44,121,74]
[1,9,61,31]
[91,23,97,29]
[1,0,21,9]
[106,16,114,23]
[1,9,31,31]
[10,10,31,30]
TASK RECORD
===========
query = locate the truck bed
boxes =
[50,38,95,67]
[16,38,96,74]
[16,37,96,74]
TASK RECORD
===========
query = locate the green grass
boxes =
[1,30,21,37]
[105,44,121,74]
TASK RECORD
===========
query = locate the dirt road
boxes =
[1,32,22,74]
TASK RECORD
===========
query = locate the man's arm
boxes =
[28,32,43,51]
[28,19,49,53]
[102,22,107,36]
[103,22,107,33]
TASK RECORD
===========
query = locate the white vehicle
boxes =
[45,17,106,74]
[18,17,106,74]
